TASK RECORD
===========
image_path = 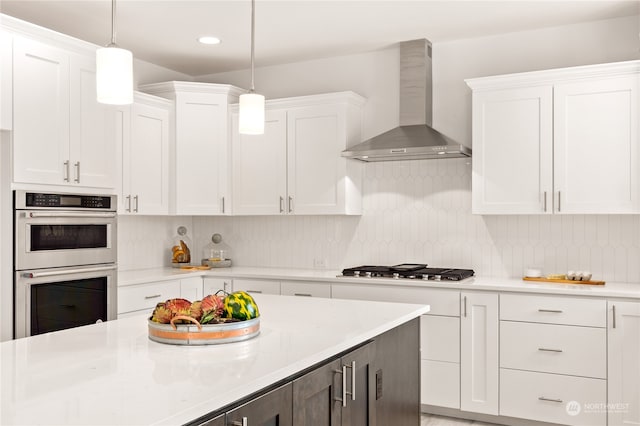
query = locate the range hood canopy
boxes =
[342,39,471,162]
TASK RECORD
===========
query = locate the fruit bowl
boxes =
[148,315,260,345]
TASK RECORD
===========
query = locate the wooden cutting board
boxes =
[523,277,605,286]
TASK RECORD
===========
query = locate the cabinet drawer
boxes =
[500,368,606,426]
[500,293,606,327]
[281,281,331,298]
[420,315,459,362]
[331,284,459,316]
[118,280,181,314]
[500,321,606,378]
[421,360,460,409]
[233,279,281,295]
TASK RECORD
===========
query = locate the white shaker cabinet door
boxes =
[286,104,346,215]
[554,75,639,214]
[232,109,287,215]
[175,92,230,215]
[69,54,115,188]
[12,36,69,185]
[128,99,170,215]
[608,301,640,426]
[471,85,553,214]
[460,292,499,415]
[1,30,12,131]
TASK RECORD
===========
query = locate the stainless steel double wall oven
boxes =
[14,191,117,338]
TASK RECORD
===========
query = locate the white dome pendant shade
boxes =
[239,92,265,134]
[96,46,133,105]
[96,0,133,105]
[238,0,265,135]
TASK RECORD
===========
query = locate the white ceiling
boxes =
[2,0,639,77]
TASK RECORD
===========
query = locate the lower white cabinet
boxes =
[117,277,202,317]
[281,281,331,298]
[233,278,281,295]
[608,300,640,426]
[460,292,499,415]
[500,369,606,426]
[203,277,232,295]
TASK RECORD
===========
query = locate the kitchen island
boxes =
[1,294,429,425]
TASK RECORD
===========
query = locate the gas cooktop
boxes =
[341,264,475,281]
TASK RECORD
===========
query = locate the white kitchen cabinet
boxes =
[281,280,331,298]
[232,92,365,215]
[117,280,182,317]
[1,30,12,131]
[203,276,232,295]
[12,36,114,189]
[139,82,243,215]
[232,278,281,295]
[116,93,171,215]
[467,60,640,214]
[608,300,640,426]
[460,292,499,415]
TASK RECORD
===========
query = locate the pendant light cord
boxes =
[110,0,117,47]
[250,0,256,92]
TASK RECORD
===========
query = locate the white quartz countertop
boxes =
[119,266,640,300]
[1,294,429,426]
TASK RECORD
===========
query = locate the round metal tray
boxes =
[148,315,260,345]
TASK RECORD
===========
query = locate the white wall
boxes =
[118,15,640,283]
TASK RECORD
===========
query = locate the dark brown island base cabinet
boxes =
[195,318,420,426]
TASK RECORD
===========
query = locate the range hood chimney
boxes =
[342,39,471,162]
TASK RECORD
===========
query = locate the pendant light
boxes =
[238,0,265,135]
[96,0,133,105]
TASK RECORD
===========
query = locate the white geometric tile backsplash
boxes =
[119,158,640,284]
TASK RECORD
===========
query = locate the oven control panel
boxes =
[18,191,115,210]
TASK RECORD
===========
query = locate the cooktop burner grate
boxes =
[341,264,474,281]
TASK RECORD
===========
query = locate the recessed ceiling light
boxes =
[198,36,221,45]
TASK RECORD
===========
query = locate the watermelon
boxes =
[224,291,260,320]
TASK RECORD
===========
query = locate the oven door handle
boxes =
[27,212,117,219]
[23,265,117,279]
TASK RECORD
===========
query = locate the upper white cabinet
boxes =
[1,29,12,131]
[467,60,640,214]
[115,93,171,215]
[608,300,640,426]
[12,36,115,189]
[139,82,243,215]
[232,92,365,215]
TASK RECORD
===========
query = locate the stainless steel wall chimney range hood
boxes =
[342,39,471,162]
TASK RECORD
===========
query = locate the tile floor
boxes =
[421,413,500,425]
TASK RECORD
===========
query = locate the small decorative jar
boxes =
[202,233,232,268]
[171,226,192,266]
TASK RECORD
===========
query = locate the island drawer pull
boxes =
[539,396,563,403]
[246,290,262,294]
[334,366,348,407]
[538,347,563,353]
[231,417,248,426]
[538,309,563,313]
[294,293,312,297]
[144,294,162,300]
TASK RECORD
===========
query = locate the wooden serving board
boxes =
[523,277,605,286]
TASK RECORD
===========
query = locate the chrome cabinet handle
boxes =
[538,309,563,313]
[538,348,563,353]
[335,365,347,407]
[348,361,355,401]
[613,304,616,329]
[539,396,563,403]
[558,191,561,212]
[463,296,467,317]
[279,196,284,213]
[246,289,262,294]
[74,161,80,183]
[63,160,70,182]
[144,294,162,300]
[231,418,247,426]
[126,195,131,212]
[288,196,293,213]
[543,191,547,212]
[221,196,225,214]
[133,195,139,213]
[294,293,312,297]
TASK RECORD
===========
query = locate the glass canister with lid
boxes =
[202,233,232,267]
[171,226,192,266]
